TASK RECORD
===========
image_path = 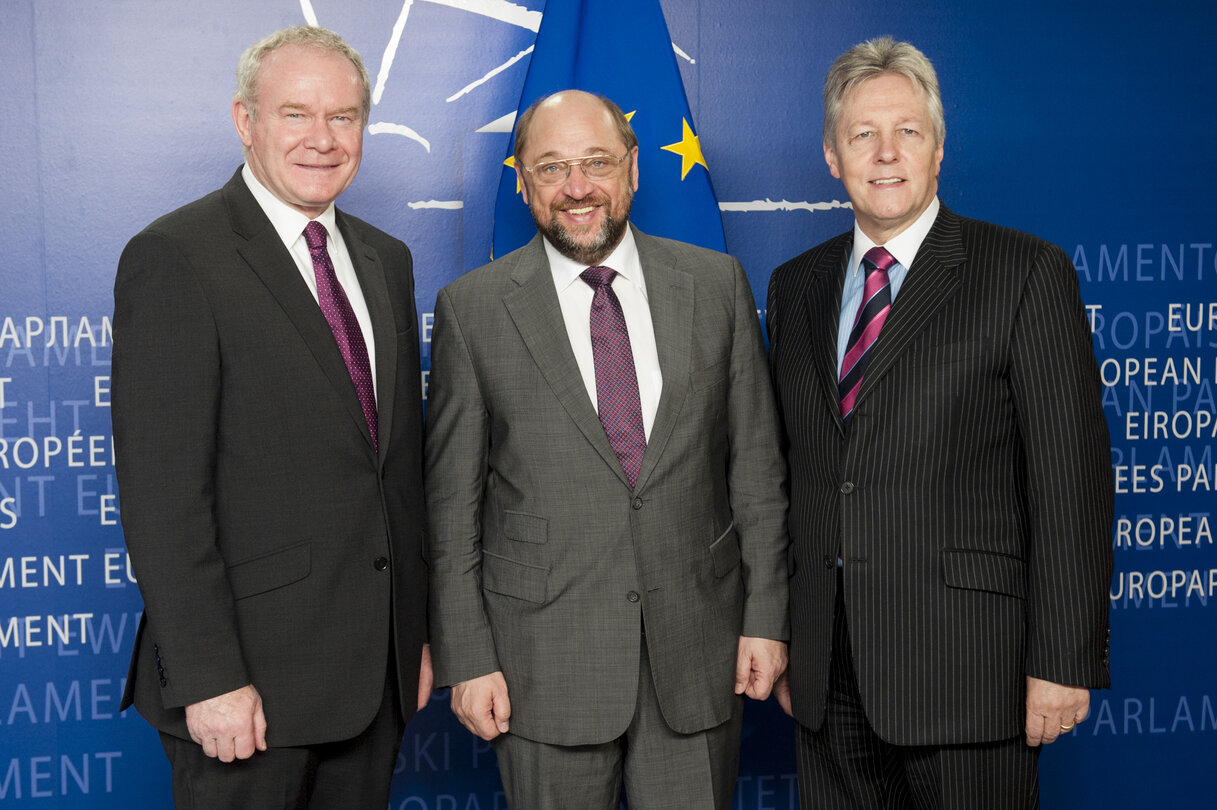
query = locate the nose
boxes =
[563,162,595,196]
[305,117,336,152]
[875,133,898,163]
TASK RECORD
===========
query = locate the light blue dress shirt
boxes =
[836,198,941,376]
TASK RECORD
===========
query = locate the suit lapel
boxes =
[339,211,395,461]
[803,236,851,435]
[633,229,693,491]
[222,172,377,455]
[855,206,966,406]
[502,236,630,487]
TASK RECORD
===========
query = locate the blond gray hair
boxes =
[823,36,944,148]
[235,25,370,125]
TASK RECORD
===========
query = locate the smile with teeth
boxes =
[564,205,598,215]
[872,178,904,185]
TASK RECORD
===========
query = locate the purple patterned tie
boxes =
[839,246,895,418]
[581,265,646,487]
[304,221,378,452]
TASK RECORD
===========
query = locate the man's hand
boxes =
[735,636,789,700]
[185,684,268,762]
[773,671,793,716]
[451,671,511,741]
[417,644,435,712]
[1025,676,1090,746]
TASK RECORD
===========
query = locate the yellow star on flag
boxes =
[504,155,521,193]
[660,118,708,180]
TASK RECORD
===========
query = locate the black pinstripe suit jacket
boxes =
[767,204,1112,746]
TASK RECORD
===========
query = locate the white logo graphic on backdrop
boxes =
[298,0,845,214]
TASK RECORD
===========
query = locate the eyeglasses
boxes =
[522,153,630,186]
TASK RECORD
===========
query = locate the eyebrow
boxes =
[277,102,363,117]
[531,147,619,162]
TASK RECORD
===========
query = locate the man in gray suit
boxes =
[767,38,1112,808]
[112,26,429,807]
[425,90,788,808]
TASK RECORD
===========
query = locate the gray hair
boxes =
[513,91,639,165]
[823,36,945,148]
[234,25,371,125]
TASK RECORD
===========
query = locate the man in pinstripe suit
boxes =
[767,37,1113,808]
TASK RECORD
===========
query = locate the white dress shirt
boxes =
[242,164,377,396]
[544,228,663,439]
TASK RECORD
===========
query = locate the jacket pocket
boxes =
[226,542,311,600]
[482,549,549,603]
[503,511,548,544]
[941,548,1027,599]
[709,522,741,577]
[909,339,987,368]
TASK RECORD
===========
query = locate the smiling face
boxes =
[824,72,944,244]
[233,44,364,217]
[516,91,639,265]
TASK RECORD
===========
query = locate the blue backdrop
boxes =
[2,0,1214,807]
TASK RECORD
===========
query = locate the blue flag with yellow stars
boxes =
[490,0,726,259]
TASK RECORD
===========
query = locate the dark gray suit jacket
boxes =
[767,204,1112,746]
[425,227,788,745]
[112,169,428,746]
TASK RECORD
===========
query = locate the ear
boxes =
[933,136,945,178]
[515,164,530,205]
[823,140,842,180]
[628,145,640,192]
[233,100,254,148]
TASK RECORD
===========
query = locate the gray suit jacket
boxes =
[112,169,428,746]
[425,226,788,745]
[767,205,1112,746]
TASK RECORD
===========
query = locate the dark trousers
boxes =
[159,673,406,810]
[795,571,1039,810]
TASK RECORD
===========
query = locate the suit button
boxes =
[840,481,855,494]
[823,555,836,568]
[373,557,389,571]
[632,497,643,510]
[160,677,167,687]
[626,591,640,603]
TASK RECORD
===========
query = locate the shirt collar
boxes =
[242,163,339,247]
[850,196,940,274]
[543,226,645,296]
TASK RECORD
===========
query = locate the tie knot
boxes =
[303,220,328,251]
[581,265,618,289]
[862,246,896,275]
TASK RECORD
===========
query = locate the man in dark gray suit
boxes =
[112,26,430,807]
[767,38,1112,808]
[425,90,789,808]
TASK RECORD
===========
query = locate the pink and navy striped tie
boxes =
[581,265,646,487]
[839,246,895,418]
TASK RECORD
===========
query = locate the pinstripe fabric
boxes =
[795,720,1040,810]
[791,572,1040,809]
[767,205,1113,755]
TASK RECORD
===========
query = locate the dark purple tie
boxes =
[581,265,646,488]
[839,246,895,418]
[303,221,378,452]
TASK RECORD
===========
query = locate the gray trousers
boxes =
[493,637,745,809]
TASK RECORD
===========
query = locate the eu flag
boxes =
[491,0,726,259]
